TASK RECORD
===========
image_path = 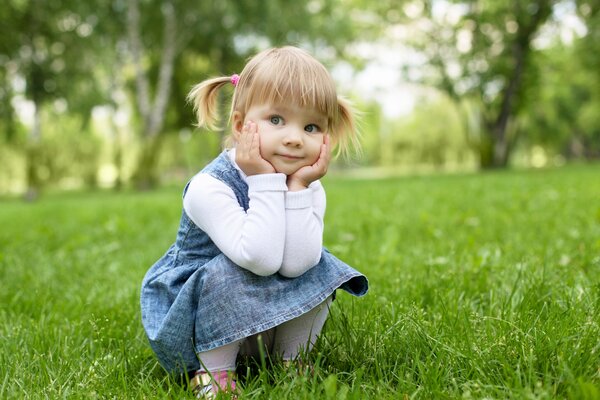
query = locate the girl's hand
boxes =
[287,134,331,191]
[236,121,276,176]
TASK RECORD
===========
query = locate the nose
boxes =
[283,126,303,147]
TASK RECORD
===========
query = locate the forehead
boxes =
[240,63,338,119]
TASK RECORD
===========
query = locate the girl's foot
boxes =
[190,370,237,399]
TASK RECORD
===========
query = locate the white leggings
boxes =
[197,297,332,372]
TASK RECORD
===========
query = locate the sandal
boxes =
[190,370,237,399]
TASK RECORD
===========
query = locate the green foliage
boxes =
[343,95,477,172]
[522,43,600,158]
[40,114,102,188]
[156,127,223,182]
[385,0,559,167]
[383,96,476,169]
[0,110,102,194]
[1,0,110,112]
[2,0,600,194]
[0,140,25,194]
[1,165,599,398]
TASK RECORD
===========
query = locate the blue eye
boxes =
[305,124,320,133]
[270,115,283,125]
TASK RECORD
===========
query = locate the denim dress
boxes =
[140,151,368,373]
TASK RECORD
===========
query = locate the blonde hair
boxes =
[187,46,360,157]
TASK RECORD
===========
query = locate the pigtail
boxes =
[186,76,232,130]
[335,96,362,158]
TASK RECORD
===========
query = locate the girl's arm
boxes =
[183,172,287,276]
[278,181,326,278]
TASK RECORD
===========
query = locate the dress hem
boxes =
[192,272,365,353]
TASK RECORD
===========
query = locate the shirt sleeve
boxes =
[279,180,326,278]
[183,172,288,276]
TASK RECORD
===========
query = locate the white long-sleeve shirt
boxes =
[183,149,325,278]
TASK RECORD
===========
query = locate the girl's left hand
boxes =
[287,135,331,191]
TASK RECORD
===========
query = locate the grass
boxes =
[1,164,599,399]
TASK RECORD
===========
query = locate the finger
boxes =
[316,135,329,161]
[324,135,332,162]
[316,142,330,175]
[244,121,252,141]
[236,123,245,150]
[241,122,254,155]
[324,134,331,155]
[237,135,246,160]
[249,123,260,155]
[319,140,330,164]
[318,145,329,172]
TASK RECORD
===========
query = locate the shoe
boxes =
[190,370,237,399]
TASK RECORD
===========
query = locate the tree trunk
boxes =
[454,0,552,170]
[485,0,552,169]
[477,133,495,169]
[491,124,510,168]
[24,102,42,201]
[212,46,231,147]
[108,107,124,191]
[485,41,526,169]
[128,0,178,189]
[133,135,164,190]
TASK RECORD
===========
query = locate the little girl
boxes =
[140,46,368,397]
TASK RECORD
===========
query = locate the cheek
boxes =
[308,138,323,160]
[257,132,274,156]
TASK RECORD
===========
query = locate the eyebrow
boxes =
[271,106,328,126]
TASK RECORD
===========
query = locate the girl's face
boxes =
[233,103,327,175]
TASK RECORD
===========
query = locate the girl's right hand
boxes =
[236,121,276,176]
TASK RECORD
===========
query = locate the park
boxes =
[1,0,599,398]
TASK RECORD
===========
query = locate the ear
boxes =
[231,111,244,142]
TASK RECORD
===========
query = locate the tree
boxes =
[576,0,600,77]
[1,0,115,198]
[124,0,369,189]
[389,0,557,168]
[124,0,179,189]
[522,1,600,160]
[574,0,600,158]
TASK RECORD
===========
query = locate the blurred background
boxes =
[1,0,598,199]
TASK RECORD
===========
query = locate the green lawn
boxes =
[1,165,599,399]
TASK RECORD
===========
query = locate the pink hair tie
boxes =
[230,74,240,87]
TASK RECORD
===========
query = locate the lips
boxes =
[278,154,303,160]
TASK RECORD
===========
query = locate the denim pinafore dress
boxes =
[140,151,368,373]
